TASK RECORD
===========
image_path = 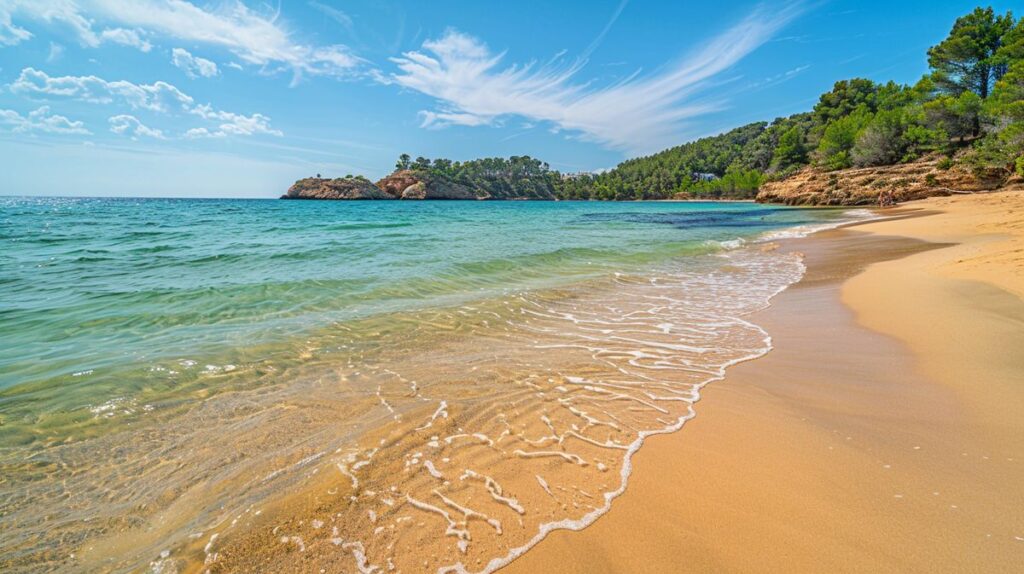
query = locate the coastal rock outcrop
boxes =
[283,164,563,201]
[375,170,478,200]
[281,177,395,200]
[755,156,1007,206]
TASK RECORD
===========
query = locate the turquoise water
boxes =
[0,197,856,572]
[0,198,844,422]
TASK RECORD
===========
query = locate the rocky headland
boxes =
[755,155,1019,206]
[282,168,559,201]
[281,176,394,200]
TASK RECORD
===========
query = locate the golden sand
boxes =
[504,191,1024,573]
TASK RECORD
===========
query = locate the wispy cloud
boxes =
[389,4,803,153]
[0,106,90,134]
[745,64,811,91]
[580,0,630,61]
[46,42,64,62]
[172,47,219,78]
[307,1,353,30]
[0,7,31,46]
[99,27,152,52]
[0,1,362,82]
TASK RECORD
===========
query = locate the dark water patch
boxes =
[576,207,815,229]
[324,221,416,231]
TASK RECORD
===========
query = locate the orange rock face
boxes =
[375,170,478,199]
[756,155,1010,206]
[281,177,394,200]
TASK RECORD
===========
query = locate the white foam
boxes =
[757,208,879,242]
[424,460,445,480]
[415,401,449,431]
[433,229,811,574]
[460,470,525,515]
[535,475,553,497]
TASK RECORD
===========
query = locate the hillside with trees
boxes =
[549,6,1024,201]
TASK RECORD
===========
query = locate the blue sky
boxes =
[0,0,1015,198]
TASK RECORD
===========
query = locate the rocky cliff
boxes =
[755,156,1009,206]
[375,170,477,199]
[281,177,394,200]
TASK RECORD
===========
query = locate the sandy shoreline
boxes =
[504,191,1024,572]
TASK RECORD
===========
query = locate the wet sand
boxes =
[504,192,1024,572]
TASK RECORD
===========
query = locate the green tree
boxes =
[771,126,807,171]
[813,79,882,124]
[987,59,1024,121]
[927,7,1015,100]
[395,153,411,171]
[995,17,1024,66]
[816,107,874,170]
[924,92,984,142]
[975,59,1024,176]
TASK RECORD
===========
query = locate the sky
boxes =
[0,0,1017,198]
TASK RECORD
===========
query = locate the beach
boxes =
[504,190,1024,573]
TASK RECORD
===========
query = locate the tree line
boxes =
[391,7,1024,201]
[393,154,561,199]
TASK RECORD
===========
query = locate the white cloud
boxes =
[0,106,90,134]
[172,47,219,78]
[389,5,802,153]
[1,1,363,81]
[11,67,193,112]
[109,114,165,138]
[100,27,152,52]
[188,103,282,137]
[183,127,224,139]
[0,0,98,46]
[9,67,282,138]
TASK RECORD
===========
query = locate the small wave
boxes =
[757,208,878,241]
[706,237,747,250]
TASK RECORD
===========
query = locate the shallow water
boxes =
[0,198,860,572]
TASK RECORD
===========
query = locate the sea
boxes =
[0,197,867,573]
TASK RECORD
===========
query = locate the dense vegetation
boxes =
[393,153,561,199]
[392,7,1024,201]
